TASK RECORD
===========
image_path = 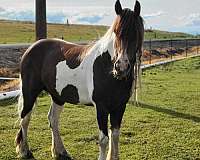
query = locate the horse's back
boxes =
[20,39,91,105]
[21,39,78,66]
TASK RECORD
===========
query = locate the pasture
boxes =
[0,56,200,159]
[0,20,195,44]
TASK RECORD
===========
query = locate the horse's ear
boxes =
[134,0,141,17]
[115,0,122,15]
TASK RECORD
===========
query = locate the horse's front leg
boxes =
[107,106,126,160]
[48,101,71,159]
[96,106,109,160]
[107,128,120,160]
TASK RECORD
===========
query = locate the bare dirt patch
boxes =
[0,79,20,92]
[0,47,26,92]
[0,47,26,77]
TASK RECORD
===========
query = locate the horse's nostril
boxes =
[114,62,120,71]
[127,63,130,70]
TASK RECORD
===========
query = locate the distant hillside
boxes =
[145,29,195,40]
[0,20,197,44]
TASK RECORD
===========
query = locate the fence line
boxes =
[1,38,200,49]
[142,38,200,64]
[1,54,200,101]
[1,39,200,65]
[1,38,200,100]
[0,77,18,80]
[143,38,200,49]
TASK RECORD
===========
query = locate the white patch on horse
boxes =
[98,131,109,160]
[48,101,69,157]
[55,30,115,105]
[107,129,120,160]
[56,60,90,104]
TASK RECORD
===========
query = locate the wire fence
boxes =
[0,38,200,69]
[142,38,200,64]
[1,39,200,100]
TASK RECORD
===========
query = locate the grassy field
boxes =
[0,20,107,44]
[0,56,200,159]
[0,20,196,44]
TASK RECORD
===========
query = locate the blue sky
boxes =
[0,0,200,34]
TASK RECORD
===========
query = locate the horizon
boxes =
[0,0,200,35]
[0,19,195,36]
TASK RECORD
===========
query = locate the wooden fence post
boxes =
[149,39,152,64]
[170,39,173,60]
[185,39,188,57]
[35,0,47,41]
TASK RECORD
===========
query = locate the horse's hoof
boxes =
[26,150,34,159]
[55,151,72,160]
[18,150,34,159]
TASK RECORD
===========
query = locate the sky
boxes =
[0,0,200,34]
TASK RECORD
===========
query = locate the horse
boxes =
[15,0,144,159]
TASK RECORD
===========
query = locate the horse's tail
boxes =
[17,77,38,120]
[15,77,23,148]
[17,77,23,119]
[15,76,38,148]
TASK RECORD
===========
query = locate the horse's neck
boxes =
[94,29,115,59]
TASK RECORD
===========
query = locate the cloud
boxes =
[143,11,165,19]
[47,12,66,23]
[0,7,34,21]
[73,13,109,24]
[174,13,200,34]
[184,13,200,27]
[0,7,67,23]
[77,15,104,24]
[0,6,109,25]
[0,7,5,12]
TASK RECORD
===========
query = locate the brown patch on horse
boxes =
[15,128,23,145]
[63,44,93,69]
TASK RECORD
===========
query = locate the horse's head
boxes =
[112,0,144,80]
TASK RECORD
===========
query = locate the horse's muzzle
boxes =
[113,63,131,80]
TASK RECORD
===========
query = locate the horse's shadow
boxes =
[132,102,200,123]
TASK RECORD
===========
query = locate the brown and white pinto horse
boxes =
[15,0,144,159]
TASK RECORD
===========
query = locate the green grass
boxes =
[144,29,195,40]
[0,20,107,44]
[0,57,200,159]
[0,20,195,44]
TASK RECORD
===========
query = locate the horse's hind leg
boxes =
[15,77,43,158]
[15,110,33,158]
[48,100,72,159]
